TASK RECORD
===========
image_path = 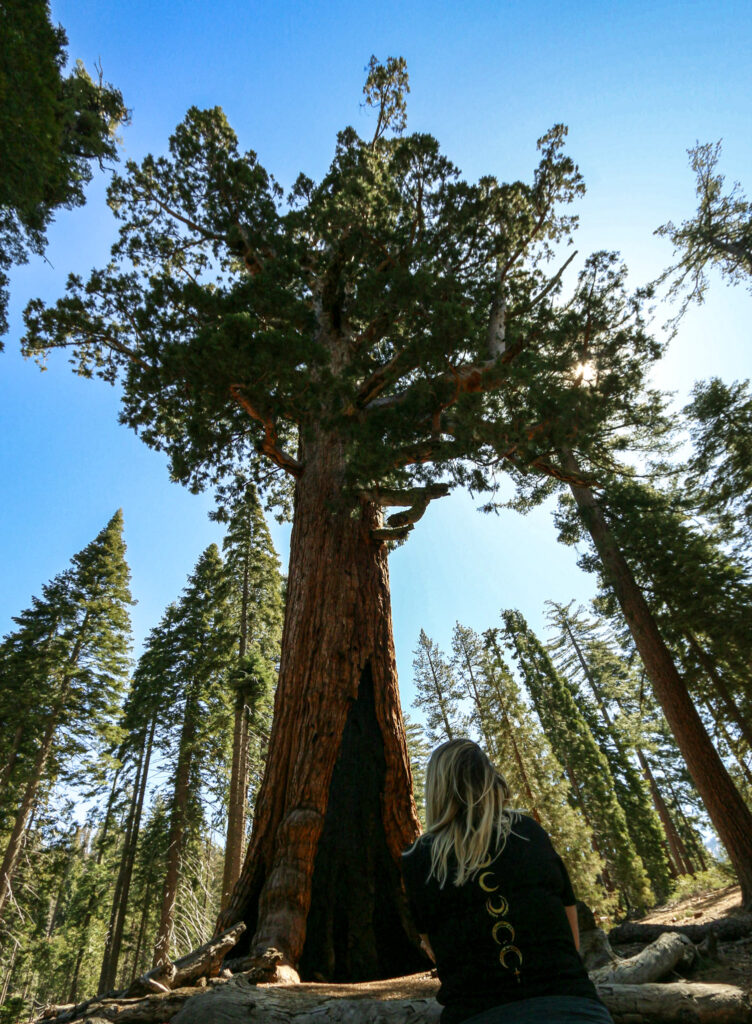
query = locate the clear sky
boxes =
[2,0,751,715]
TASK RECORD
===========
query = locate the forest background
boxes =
[1,0,752,1018]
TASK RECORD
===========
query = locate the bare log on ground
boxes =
[610,914,752,944]
[596,981,752,1023]
[592,932,697,985]
[124,923,245,997]
[39,988,196,1023]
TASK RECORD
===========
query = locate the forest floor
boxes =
[612,884,752,989]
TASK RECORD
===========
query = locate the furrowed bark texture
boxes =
[216,432,425,979]
[563,448,752,908]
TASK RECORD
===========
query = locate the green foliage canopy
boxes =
[23,60,661,536]
[0,0,127,337]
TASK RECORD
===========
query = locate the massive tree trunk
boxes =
[563,448,752,907]
[216,432,425,981]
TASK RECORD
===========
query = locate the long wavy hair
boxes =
[423,738,515,888]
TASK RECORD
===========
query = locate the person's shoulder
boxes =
[402,833,432,859]
[509,812,550,844]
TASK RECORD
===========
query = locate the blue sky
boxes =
[2,0,751,713]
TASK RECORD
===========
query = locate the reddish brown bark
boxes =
[216,432,425,980]
[563,448,752,908]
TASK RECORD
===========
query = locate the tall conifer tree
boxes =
[0,512,132,928]
[501,609,654,912]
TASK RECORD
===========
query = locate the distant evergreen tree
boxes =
[501,609,654,913]
[655,141,752,319]
[546,601,673,900]
[212,480,283,909]
[403,715,431,829]
[412,631,466,744]
[478,627,614,917]
[0,512,133,929]
[683,377,752,548]
[151,546,236,966]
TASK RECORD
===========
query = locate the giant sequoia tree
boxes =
[21,60,659,978]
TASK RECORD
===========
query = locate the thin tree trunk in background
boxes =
[563,447,752,907]
[215,431,424,981]
[152,699,198,967]
[636,748,693,877]
[0,938,19,1007]
[663,774,708,873]
[66,765,124,1002]
[222,539,252,911]
[686,631,752,750]
[0,686,68,927]
[483,636,543,824]
[706,702,752,788]
[130,860,156,983]
[0,724,24,794]
[99,716,156,993]
[455,633,498,757]
[425,647,455,740]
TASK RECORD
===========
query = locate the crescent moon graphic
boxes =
[491,920,515,944]
[478,855,492,869]
[498,944,523,970]
[485,894,509,917]
[479,872,499,893]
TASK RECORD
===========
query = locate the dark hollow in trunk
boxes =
[299,665,425,981]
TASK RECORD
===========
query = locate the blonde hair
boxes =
[423,739,514,888]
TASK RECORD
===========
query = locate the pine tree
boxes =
[655,141,752,319]
[683,377,752,549]
[402,715,431,829]
[501,609,654,913]
[546,601,673,900]
[412,630,466,743]
[477,627,613,916]
[151,546,237,966]
[0,512,132,928]
[212,481,283,909]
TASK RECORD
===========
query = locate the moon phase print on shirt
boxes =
[478,856,523,981]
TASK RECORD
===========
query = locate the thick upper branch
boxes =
[229,385,303,477]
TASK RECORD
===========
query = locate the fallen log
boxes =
[592,932,697,985]
[124,923,245,997]
[596,981,752,1023]
[34,973,752,1024]
[610,914,752,945]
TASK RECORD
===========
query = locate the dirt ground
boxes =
[612,884,752,989]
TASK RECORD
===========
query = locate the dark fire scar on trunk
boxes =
[299,663,427,981]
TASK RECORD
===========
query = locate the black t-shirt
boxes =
[401,815,600,1024]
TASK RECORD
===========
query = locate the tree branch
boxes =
[367,483,451,541]
[229,385,303,477]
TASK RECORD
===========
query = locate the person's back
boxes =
[401,739,613,1024]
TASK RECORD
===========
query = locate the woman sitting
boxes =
[401,738,614,1024]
